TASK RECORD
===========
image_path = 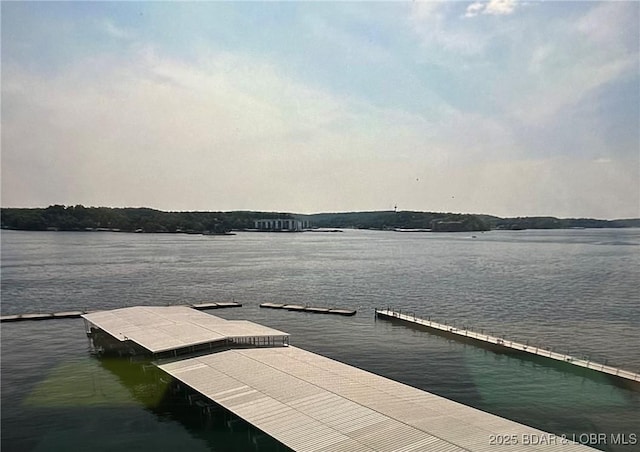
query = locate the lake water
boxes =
[1,229,639,451]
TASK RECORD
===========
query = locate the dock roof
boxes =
[159,346,594,452]
[82,306,288,353]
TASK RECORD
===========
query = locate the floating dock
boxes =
[0,311,85,322]
[0,301,242,323]
[84,305,595,451]
[376,309,640,387]
[260,302,356,316]
[191,301,242,310]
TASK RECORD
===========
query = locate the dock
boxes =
[83,306,288,358]
[260,302,356,316]
[84,305,595,451]
[376,309,640,387]
[0,311,85,322]
[191,301,242,310]
[0,301,242,323]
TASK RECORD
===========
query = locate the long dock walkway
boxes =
[160,346,594,452]
[86,306,596,451]
[376,309,640,385]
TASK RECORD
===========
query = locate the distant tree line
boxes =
[300,211,639,231]
[299,211,490,231]
[0,205,293,233]
[1,205,638,233]
[478,215,640,230]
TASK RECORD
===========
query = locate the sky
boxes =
[1,1,638,219]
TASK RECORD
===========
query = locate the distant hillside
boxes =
[477,215,640,230]
[298,211,489,232]
[1,205,638,233]
[0,205,293,233]
[299,211,640,231]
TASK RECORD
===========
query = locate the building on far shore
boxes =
[430,220,465,232]
[254,219,310,232]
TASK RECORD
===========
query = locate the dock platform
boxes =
[260,302,356,316]
[191,301,242,310]
[376,309,640,387]
[82,306,288,358]
[160,345,595,452]
[85,305,595,451]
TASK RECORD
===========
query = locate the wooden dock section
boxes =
[376,309,640,386]
[260,302,356,316]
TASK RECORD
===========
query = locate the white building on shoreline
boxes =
[254,219,309,232]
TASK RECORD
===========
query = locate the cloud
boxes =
[409,2,489,55]
[410,1,444,21]
[577,1,639,50]
[102,20,134,40]
[466,0,517,18]
[2,48,466,211]
[2,2,637,218]
[484,0,517,16]
[1,41,548,214]
[509,3,638,126]
[513,52,636,125]
[5,35,636,217]
[454,157,639,218]
[465,3,485,18]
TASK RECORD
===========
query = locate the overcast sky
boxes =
[2,1,638,218]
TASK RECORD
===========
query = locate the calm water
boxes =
[1,229,639,451]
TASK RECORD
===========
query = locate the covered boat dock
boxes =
[83,305,289,359]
